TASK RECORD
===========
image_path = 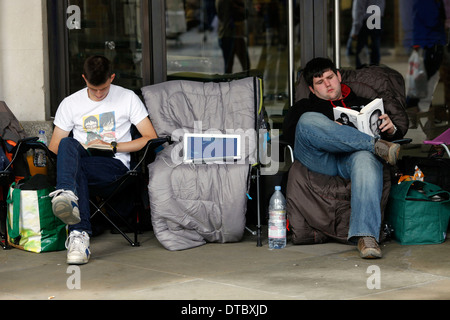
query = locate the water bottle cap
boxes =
[39,130,45,134]
[275,186,281,191]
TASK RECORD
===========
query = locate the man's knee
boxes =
[298,112,326,126]
[350,151,383,178]
[296,112,329,134]
[58,137,81,154]
[59,137,73,149]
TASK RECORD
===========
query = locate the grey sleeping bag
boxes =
[141,77,261,250]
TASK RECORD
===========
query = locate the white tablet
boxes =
[183,133,241,163]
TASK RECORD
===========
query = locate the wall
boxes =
[0,0,50,122]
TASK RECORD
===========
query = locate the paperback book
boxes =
[333,98,384,137]
[84,143,115,157]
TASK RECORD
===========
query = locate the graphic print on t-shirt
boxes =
[83,111,116,144]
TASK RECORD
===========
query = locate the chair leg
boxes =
[102,210,140,247]
[1,235,11,250]
[247,167,263,247]
[256,167,262,247]
[0,192,11,250]
[1,222,12,250]
[90,199,140,247]
[104,202,141,247]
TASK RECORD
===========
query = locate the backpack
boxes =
[0,101,30,191]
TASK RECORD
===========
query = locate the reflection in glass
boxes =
[166,0,301,132]
[335,0,450,145]
[67,0,142,96]
[216,0,250,74]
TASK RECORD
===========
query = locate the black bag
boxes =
[398,156,450,192]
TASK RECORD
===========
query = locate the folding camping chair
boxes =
[87,136,169,247]
[424,128,450,158]
[0,138,14,249]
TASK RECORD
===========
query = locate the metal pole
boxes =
[334,0,341,69]
[288,0,295,107]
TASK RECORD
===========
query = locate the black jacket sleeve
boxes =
[282,99,312,146]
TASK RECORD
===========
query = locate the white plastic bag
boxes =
[406,48,428,99]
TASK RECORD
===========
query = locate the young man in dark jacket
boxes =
[283,57,400,259]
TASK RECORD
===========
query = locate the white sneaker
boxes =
[66,230,91,265]
[49,189,81,225]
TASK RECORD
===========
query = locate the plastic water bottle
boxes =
[33,130,47,167]
[268,186,286,249]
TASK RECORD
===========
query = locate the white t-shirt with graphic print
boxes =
[54,84,149,169]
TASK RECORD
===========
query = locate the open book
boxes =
[333,98,384,137]
[84,143,114,157]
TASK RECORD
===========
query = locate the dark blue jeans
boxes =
[56,137,129,234]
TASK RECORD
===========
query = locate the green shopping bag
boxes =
[386,180,450,245]
[6,175,67,253]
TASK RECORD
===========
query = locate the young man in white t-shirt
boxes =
[48,56,158,264]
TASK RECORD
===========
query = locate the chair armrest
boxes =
[13,137,54,156]
[6,137,56,172]
[271,134,294,164]
[131,136,171,171]
[279,138,294,164]
[392,138,412,145]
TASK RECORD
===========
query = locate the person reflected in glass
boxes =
[349,0,385,68]
[216,0,251,74]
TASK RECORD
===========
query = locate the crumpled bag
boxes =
[406,48,428,99]
[397,165,424,184]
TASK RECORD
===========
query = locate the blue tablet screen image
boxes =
[184,134,240,163]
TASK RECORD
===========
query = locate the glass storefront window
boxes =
[165,0,300,132]
[49,0,450,159]
[332,0,450,147]
[66,0,143,96]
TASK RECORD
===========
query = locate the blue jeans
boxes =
[56,137,129,234]
[293,112,383,241]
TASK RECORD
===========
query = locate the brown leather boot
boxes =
[374,139,400,166]
[357,236,382,259]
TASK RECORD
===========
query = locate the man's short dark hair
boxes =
[83,55,113,86]
[302,57,338,87]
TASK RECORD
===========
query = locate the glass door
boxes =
[66,0,143,96]
[165,0,301,132]
[330,0,450,145]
